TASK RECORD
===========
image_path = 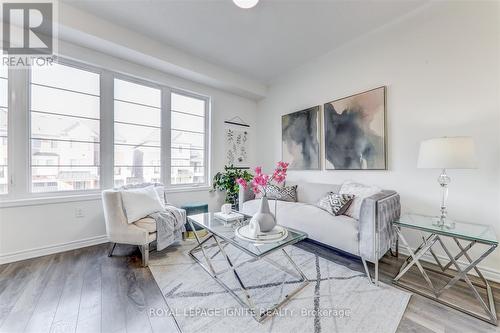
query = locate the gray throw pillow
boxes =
[257,184,298,202]
[317,192,355,216]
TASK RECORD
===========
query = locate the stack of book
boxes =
[214,211,244,222]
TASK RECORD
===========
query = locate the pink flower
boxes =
[236,178,248,189]
[277,161,289,170]
[272,161,289,184]
[252,173,268,187]
[274,172,286,184]
[246,162,289,195]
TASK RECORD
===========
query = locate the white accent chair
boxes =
[101,183,174,267]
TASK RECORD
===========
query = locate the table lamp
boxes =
[417,137,477,228]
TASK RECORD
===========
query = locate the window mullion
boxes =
[205,97,211,187]
[8,67,30,198]
[100,71,114,190]
[162,87,172,187]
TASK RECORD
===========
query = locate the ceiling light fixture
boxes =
[233,0,259,9]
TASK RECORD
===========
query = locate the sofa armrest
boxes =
[238,185,255,210]
[358,190,401,263]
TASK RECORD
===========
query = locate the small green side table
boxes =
[181,202,208,232]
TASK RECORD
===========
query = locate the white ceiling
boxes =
[65,0,427,84]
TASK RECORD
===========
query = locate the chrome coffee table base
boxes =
[393,227,498,325]
[188,231,309,322]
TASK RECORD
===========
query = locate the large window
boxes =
[114,78,162,187]
[0,65,7,194]
[1,59,210,200]
[171,92,207,185]
[30,63,100,192]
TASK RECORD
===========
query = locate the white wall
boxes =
[256,2,500,277]
[0,41,258,264]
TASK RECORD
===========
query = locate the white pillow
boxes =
[121,185,164,224]
[154,185,167,206]
[339,181,381,220]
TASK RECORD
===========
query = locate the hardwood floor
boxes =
[0,241,499,333]
[0,244,179,333]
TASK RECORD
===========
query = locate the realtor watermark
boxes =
[149,307,352,319]
[1,0,57,67]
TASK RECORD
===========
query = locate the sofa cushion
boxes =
[286,181,341,205]
[120,185,164,224]
[317,192,354,216]
[340,181,381,220]
[154,185,167,206]
[241,199,359,255]
[134,217,157,233]
[119,182,167,207]
[257,184,298,202]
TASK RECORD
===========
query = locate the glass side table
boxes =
[393,213,498,325]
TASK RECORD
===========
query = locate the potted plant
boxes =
[211,165,253,209]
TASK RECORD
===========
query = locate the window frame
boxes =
[0,65,9,195]
[28,58,103,195]
[112,74,164,188]
[168,88,210,189]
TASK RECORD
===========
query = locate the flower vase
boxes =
[249,196,277,236]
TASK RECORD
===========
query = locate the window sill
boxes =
[0,186,212,208]
[0,192,103,208]
[165,185,211,194]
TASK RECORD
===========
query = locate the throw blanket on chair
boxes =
[149,205,186,251]
[119,183,186,251]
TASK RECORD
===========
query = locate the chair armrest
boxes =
[358,190,401,263]
[102,189,150,245]
[238,185,255,209]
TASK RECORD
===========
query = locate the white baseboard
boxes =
[398,248,500,283]
[0,235,109,265]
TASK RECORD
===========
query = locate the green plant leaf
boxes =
[210,165,253,204]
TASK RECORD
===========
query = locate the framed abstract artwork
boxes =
[324,86,387,170]
[282,106,321,170]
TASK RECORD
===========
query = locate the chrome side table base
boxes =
[393,226,498,325]
[187,219,309,323]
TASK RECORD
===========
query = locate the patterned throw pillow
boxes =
[257,184,298,202]
[317,192,355,216]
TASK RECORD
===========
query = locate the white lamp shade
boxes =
[417,137,477,169]
[233,0,259,9]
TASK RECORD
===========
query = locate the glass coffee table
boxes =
[187,212,309,322]
[393,213,498,325]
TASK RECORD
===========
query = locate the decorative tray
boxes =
[235,225,288,243]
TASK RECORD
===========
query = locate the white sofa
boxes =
[239,181,400,284]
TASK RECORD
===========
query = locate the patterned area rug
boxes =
[149,239,410,333]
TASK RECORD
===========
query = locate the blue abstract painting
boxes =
[282,106,320,170]
[324,87,386,170]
